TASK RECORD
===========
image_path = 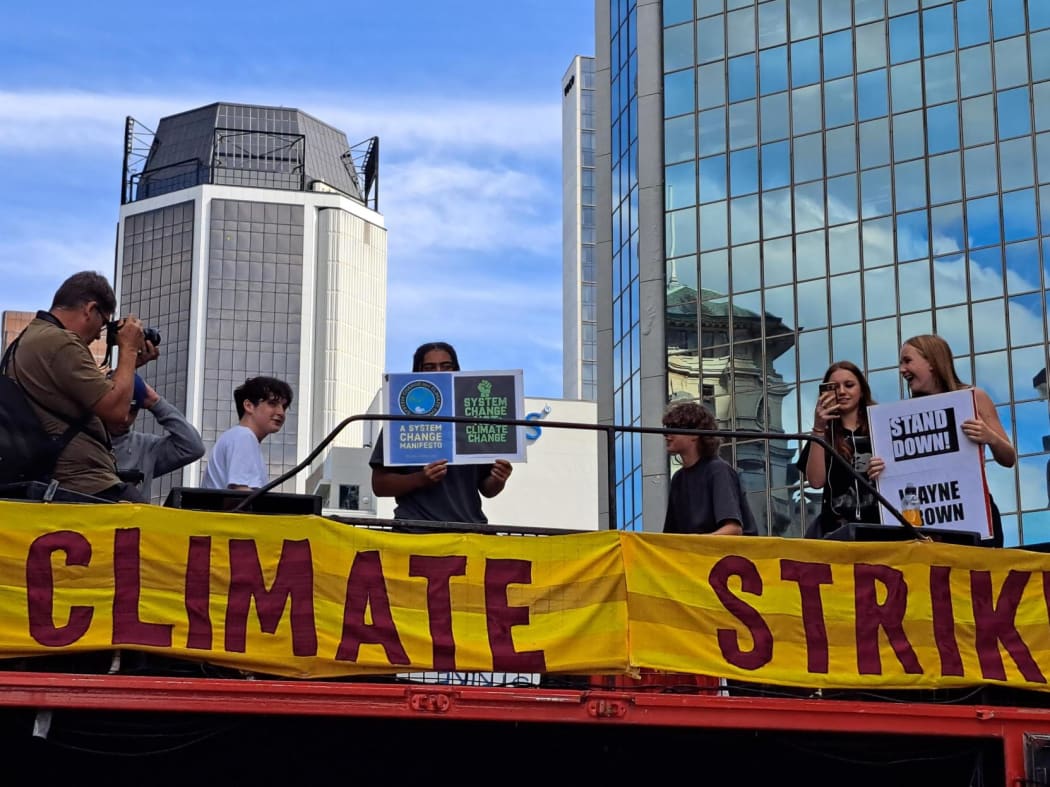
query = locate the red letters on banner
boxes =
[22,530,545,672]
[26,530,93,647]
[20,529,1050,683]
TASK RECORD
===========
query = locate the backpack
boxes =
[0,332,91,485]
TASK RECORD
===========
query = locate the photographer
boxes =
[4,271,157,502]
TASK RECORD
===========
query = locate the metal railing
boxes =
[130,157,208,202]
[121,115,158,205]
[343,136,379,211]
[232,413,921,538]
[211,129,306,192]
[121,115,377,207]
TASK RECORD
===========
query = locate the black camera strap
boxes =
[33,309,64,330]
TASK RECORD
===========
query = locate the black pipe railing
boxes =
[130,157,207,201]
[231,413,921,538]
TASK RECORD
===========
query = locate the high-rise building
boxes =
[563,56,599,401]
[116,102,386,503]
[594,0,1050,542]
[1,311,33,355]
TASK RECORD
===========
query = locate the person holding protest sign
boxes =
[662,401,758,536]
[869,334,1015,546]
[370,341,513,525]
[798,361,880,538]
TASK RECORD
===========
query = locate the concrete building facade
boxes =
[563,56,600,402]
[116,103,386,503]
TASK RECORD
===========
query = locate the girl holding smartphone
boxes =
[797,360,880,537]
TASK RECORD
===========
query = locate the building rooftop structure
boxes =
[115,101,386,502]
[125,102,377,208]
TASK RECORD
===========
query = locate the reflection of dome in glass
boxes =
[405,387,437,414]
[664,281,795,360]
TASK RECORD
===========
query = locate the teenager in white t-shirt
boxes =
[201,376,293,490]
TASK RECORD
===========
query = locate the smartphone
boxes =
[818,382,836,394]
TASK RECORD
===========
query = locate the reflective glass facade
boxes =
[599,0,1050,540]
[610,1,643,530]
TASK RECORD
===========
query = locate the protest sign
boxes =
[383,370,525,466]
[868,390,992,538]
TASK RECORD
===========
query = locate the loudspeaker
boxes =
[164,486,322,516]
[1011,541,1050,553]
[823,522,982,547]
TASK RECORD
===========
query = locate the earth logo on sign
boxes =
[398,381,442,416]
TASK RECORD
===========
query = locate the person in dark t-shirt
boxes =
[662,401,757,536]
[369,342,512,524]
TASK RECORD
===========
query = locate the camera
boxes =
[106,320,162,348]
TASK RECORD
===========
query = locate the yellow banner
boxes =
[0,502,627,678]
[625,534,1050,691]
[1,501,1049,690]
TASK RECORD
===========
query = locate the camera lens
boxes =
[106,321,162,347]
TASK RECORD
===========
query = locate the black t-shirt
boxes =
[663,456,759,535]
[798,428,879,533]
[369,434,493,524]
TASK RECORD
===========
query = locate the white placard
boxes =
[868,389,992,538]
[381,369,526,466]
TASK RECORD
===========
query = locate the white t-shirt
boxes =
[200,425,267,489]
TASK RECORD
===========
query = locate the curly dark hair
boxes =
[662,401,721,458]
[234,376,294,419]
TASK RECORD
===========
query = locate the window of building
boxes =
[339,484,360,510]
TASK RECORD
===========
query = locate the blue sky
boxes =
[0,0,594,398]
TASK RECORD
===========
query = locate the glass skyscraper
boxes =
[595,0,1050,542]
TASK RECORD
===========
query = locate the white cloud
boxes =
[0,88,564,259]
[0,92,185,151]
[0,230,117,311]
[0,90,567,397]
[313,100,560,156]
[0,90,561,157]
[0,225,566,395]
[383,271,563,397]
[392,276,558,312]
[383,159,560,256]
[387,279,561,351]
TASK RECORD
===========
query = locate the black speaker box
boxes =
[823,522,982,547]
[164,486,322,516]
[1010,541,1050,553]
